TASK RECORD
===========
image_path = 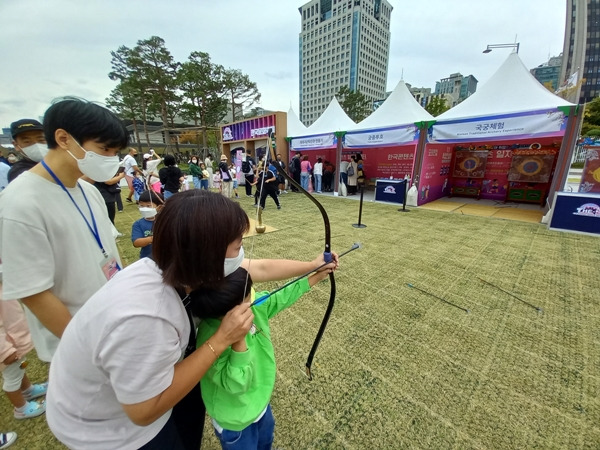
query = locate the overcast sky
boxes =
[0,0,566,129]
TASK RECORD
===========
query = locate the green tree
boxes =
[335,86,372,122]
[223,69,261,122]
[109,37,180,151]
[425,96,450,117]
[178,51,228,154]
[581,97,600,135]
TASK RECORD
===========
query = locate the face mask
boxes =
[192,159,197,164]
[7,155,18,164]
[20,143,49,162]
[67,140,120,182]
[139,207,157,219]
[224,246,244,277]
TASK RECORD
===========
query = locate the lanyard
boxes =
[41,160,108,257]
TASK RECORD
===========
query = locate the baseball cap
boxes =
[220,154,227,161]
[143,153,151,159]
[10,119,43,139]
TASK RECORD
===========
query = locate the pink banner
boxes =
[418,144,454,205]
[342,145,416,180]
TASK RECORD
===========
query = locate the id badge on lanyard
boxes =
[100,253,120,280]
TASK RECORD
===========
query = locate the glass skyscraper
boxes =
[561,0,600,102]
[298,0,392,125]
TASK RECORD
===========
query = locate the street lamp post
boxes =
[483,42,520,54]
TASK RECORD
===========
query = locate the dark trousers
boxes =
[291,171,300,191]
[106,202,116,225]
[138,415,184,450]
[260,185,280,208]
[116,190,123,211]
[245,174,254,196]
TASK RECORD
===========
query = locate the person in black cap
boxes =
[8,119,47,183]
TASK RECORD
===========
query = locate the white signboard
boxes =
[430,109,567,143]
[291,133,336,150]
[345,125,418,147]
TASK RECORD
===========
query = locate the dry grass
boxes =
[2,189,599,449]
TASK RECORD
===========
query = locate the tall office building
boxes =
[561,0,600,103]
[531,54,562,91]
[434,73,478,107]
[298,0,393,125]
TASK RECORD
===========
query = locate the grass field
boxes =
[2,188,599,449]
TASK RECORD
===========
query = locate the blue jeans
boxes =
[340,172,348,186]
[300,172,309,190]
[193,176,201,189]
[200,179,209,190]
[214,404,274,450]
[164,190,175,200]
[314,174,322,192]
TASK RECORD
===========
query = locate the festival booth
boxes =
[420,52,580,209]
[343,81,434,200]
[220,112,288,184]
[287,98,356,192]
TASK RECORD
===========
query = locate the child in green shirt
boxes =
[192,266,331,449]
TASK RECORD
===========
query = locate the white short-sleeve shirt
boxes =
[46,258,190,450]
[123,154,138,177]
[0,172,121,361]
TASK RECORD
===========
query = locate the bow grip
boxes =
[323,251,333,264]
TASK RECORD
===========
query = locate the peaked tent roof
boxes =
[294,97,356,137]
[349,80,434,131]
[286,107,307,138]
[436,52,574,121]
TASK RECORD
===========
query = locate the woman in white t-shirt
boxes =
[46,190,338,450]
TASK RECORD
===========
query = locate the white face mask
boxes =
[20,143,49,162]
[224,246,244,277]
[67,140,120,182]
[139,207,157,219]
[7,155,18,164]
[191,159,198,164]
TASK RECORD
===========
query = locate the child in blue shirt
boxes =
[131,190,164,259]
[190,265,332,449]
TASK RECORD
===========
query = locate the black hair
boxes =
[189,267,252,318]
[43,97,129,149]
[152,190,250,289]
[139,190,163,204]
[164,154,176,166]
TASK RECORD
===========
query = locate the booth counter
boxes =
[375,179,407,204]
[548,192,600,236]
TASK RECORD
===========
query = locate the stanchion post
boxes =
[398,179,410,213]
[352,185,367,228]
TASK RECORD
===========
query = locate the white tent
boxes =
[345,80,433,148]
[288,97,355,150]
[297,97,355,137]
[350,80,433,131]
[286,107,307,138]
[431,52,576,143]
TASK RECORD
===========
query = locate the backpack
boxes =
[241,159,251,174]
[347,164,355,177]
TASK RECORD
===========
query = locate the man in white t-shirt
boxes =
[0,98,128,362]
[122,147,141,203]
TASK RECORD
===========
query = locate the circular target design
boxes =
[460,156,479,172]
[529,142,542,150]
[517,157,543,176]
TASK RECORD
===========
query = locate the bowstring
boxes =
[243,147,271,304]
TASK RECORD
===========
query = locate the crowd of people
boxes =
[0,97,339,449]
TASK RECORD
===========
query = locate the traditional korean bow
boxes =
[266,131,334,380]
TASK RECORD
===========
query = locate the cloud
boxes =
[0,0,567,125]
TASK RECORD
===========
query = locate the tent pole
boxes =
[412,121,434,187]
[334,131,345,196]
[545,105,583,211]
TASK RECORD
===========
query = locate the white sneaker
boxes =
[0,432,17,449]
